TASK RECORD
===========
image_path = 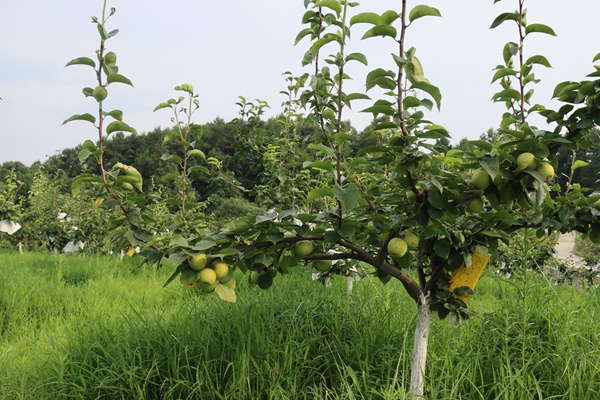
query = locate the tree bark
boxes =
[409,296,432,398]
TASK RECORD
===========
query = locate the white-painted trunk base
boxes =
[346,276,353,296]
[409,300,432,398]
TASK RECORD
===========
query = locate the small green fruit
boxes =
[466,197,484,213]
[249,271,260,284]
[212,261,229,280]
[535,162,555,182]
[315,260,332,272]
[387,238,408,258]
[471,169,491,190]
[200,280,218,293]
[406,190,417,201]
[594,199,600,209]
[403,231,420,249]
[516,152,537,170]
[294,240,314,257]
[189,253,208,271]
[198,268,217,286]
[91,86,108,102]
[104,51,117,66]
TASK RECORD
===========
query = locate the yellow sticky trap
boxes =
[449,252,490,301]
[126,246,136,257]
[94,197,105,209]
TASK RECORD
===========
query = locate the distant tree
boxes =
[555,128,600,192]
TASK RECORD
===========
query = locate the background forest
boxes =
[2,114,600,254]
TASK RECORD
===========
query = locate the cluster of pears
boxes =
[180,253,236,293]
[467,152,555,212]
[293,238,337,273]
[387,231,420,258]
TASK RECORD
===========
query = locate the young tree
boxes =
[66,0,600,397]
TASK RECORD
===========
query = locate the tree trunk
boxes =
[409,297,432,398]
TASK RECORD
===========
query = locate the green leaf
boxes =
[469,140,493,151]
[379,10,400,25]
[162,263,186,288]
[175,83,194,93]
[294,27,314,45]
[215,284,237,303]
[71,179,83,197]
[308,186,335,201]
[106,121,137,135]
[526,55,552,68]
[104,109,123,121]
[192,238,217,251]
[350,12,380,26]
[345,52,368,66]
[314,0,342,17]
[257,274,274,290]
[361,104,396,117]
[170,234,189,248]
[310,34,337,58]
[324,230,341,244]
[525,23,557,36]
[162,130,180,144]
[362,25,397,40]
[492,88,521,102]
[503,42,519,64]
[411,81,442,109]
[480,159,500,179]
[71,174,102,197]
[107,29,119,39]
[302,160,334,173]
[428,191,447,209]
[188,149,206,159]
[593,52,600,63]
[434,239,451,260]
[188,165,209,175]
[572,160,589,171]
[406,56,428,84]
[62,113,96,125]
[491,67,517,83]
[333,183,359,213]
[107,73,134,86]
[154,101,173,112]
[162,172,180,181]
[308,143,335,157]
[78,140,97,164]
[408,5,441,23]
[490,12,519,29]
[97,23,108,40]
[334,132,351,145]
[65,57,96,68]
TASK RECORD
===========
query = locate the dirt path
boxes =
[555,231,583,262]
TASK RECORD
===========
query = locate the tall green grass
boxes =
[1,251,599,399]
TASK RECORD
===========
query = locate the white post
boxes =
[18,242,23,255]
[409,296,432,398]
[346,275,353,296]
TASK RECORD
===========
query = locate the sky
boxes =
[1,0,599,166]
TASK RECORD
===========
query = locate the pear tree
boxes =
[66,0,600,397]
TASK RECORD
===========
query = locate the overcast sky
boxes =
[1,1,599,166]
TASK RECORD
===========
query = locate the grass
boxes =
[0,250,599,399]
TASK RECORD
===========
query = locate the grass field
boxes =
[1,250,599,399]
